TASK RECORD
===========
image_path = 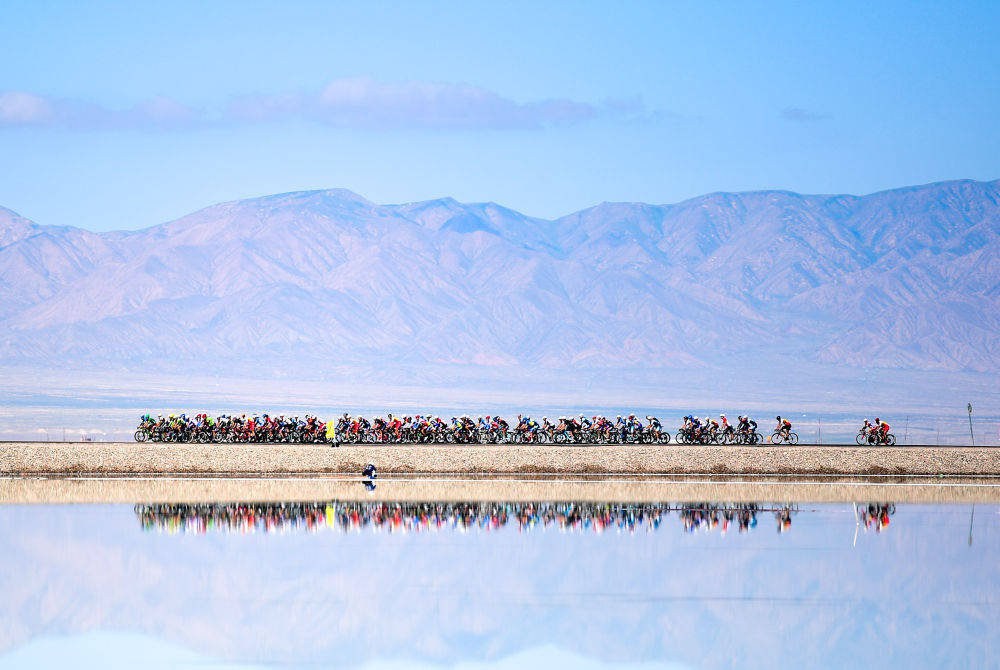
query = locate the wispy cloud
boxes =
[0,91,54,124]
[780,106,829,122]
[0,78,643,132]
[228,77,627,129]
[0,91,202,130]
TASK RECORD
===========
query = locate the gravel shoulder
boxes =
[0,442,997,476]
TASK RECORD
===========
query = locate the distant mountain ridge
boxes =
[1,179,998,375]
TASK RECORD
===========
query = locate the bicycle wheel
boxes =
[658,432,671,444]
[134,430,147,442]
[770,432,782,445]
[787,432,799,445]
[856,432,865,445]
[886,433,896,446]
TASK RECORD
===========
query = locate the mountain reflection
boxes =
[1,501,984,670]
[129,501,857,536]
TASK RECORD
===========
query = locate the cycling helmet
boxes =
[721,414,726,418]
[776,416,781,420]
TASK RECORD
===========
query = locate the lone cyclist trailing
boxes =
[770,415,797,444]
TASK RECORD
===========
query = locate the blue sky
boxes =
[1,1,998,231]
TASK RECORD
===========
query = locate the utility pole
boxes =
[903,416,908,445]
[818,417,822,445]
[967,403,975,446]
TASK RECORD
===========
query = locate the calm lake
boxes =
[0,496,997,669]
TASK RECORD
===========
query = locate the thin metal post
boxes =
[967,403,975,446]
[818,418,822,445]
[903,416,908,445]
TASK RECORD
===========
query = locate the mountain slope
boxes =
[0,179,997,374]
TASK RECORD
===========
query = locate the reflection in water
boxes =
[2,500,996,670]
[134,501,808,536]
[680,503,762,533]
[859,503,896,534]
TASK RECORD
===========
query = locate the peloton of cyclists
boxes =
[675,414,758,444]
[859,417,892,444]
[136,410,900,447]
[737,415,757,435]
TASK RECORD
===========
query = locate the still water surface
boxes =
[0,499,997,669]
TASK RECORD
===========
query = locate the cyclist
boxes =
[565,415,581,440]
[775,416,792,440]
[720,414,734,440]
[875,417,890,444]
[613,415,626,440]
[516,414,530,436]
[691,416,704,441]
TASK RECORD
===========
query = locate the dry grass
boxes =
[2,474,999,505]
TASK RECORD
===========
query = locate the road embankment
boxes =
[0,442,996,476]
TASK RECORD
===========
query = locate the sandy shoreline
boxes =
[1,441,996,477]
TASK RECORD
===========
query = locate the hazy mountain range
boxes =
[1,178,998,379]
